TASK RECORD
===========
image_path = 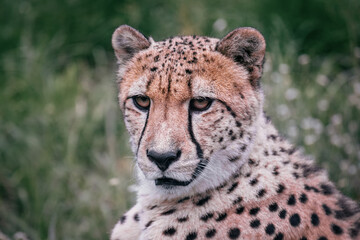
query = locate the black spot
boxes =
[150,67,158,72]
[300,237,307,240]
[249,207,260,216]
[133,213,139,221]
[161,208,176,215]
[185,69,193,74]
[269,203,278,212]
[149,205,157,210]
[318,237,328,240]
[248,159,255,165]
[240,145,246,151]
[236,206,244,214]
[265,223,275,235]
[227,182,239,194]
[233,196,243,205]
[273,233,284,240]
[250,178,258,186]
[277,184,285,194]
[322,204,332,215]
[215,212,227,221]
[350,222,360,238]
[186,232,197,240]
[272,167,279,176]
[178,196,190,203]
[205,229,216,238]
[257,189,267,198]
[312,186,320,193]
[268,134,277,140]
[288,147,297,155]
[302,164,322,177]
[250,219,261,228]
[331,223,343,235]
[154,55,160,62]
[200,212,214,222]
[163,227,177,236]
[228,228,240,239]
[293,172,300,179]
[236,121,242,127]
[289,213,301,227]
[304,184,311,191]
[120,215,126,224]
[334,196,360,219]
[320,183,334,195]
[195,195,211,206]
[279,209,287,219]
[219,137,224,143]
[287,194,296,205]
[299,193,308,203]
[145,220,153,228]
[177,216,189,222]
[311,213,320,226]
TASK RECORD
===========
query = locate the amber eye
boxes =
[133,95,150,110]
[190,98,213,112]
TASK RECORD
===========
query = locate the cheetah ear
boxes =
[112,25,151,65]
[216,27,266,88]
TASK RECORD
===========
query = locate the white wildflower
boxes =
[354,47,360,58]
[288,125,298,138]
[298,54,310,65]
[317,99,328,111]
[271,72,282,83]
[213,18,227,32]
[316,74,329,86]
[304,134,317,145]
[279,63,289,75]
[108,178,120,186]
[276,104,290,118]
[331,114,342,126]
[354,82,360,95]
[348,165,357,175]
[285,88,299,100]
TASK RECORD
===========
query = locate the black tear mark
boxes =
[136,110,149,157]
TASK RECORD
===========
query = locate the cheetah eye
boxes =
[133,95,150,110]
[190,98,213,112]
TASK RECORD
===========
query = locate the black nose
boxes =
[147,150,181,172]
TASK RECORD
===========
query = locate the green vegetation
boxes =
[1,0,359,239]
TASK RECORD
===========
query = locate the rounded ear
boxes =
[216,27,266,88]
[111,25,151,65]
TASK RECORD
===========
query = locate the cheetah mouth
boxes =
[155,177,191,187]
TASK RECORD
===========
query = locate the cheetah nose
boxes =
[146,150,181,172]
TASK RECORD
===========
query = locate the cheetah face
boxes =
[112,25,266,198]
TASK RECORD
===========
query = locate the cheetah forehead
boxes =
[120,35,251,104]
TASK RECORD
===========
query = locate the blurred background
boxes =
[0,0,359,239]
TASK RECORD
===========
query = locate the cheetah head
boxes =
[112,25,266,199]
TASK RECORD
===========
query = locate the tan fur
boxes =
[110,25,360,240]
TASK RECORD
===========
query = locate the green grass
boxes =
[0,0,359,239]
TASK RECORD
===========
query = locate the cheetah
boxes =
[110,25,360,240]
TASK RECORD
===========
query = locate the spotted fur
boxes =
[110,25,360,240]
